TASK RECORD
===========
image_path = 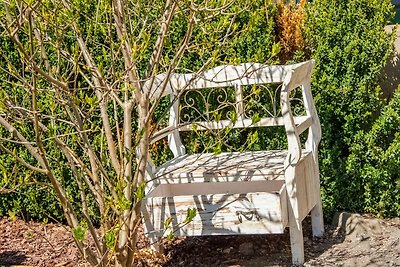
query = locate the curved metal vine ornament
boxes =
[180,86,237,124]
[242,83,283,120]
[289,86,306,116]
[179,83,288,128]
[181,90,206,123]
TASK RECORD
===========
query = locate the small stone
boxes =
[239,242,254,256]
[332,212,383,243]
[356,234,370,242]
[223,247,233,254]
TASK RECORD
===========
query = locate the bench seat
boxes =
[154,150,312,183]
[143,149,318,238]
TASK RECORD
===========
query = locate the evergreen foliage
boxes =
[305,0,396,217]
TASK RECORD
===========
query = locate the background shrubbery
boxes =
[305,0,398,217]
[0,0,399,221]
[346,88,400,216]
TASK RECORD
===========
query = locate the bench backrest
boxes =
[147,60,321,165]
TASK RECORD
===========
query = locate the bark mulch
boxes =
[0,214,399,267]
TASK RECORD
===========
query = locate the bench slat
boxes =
[150,116,311,145]
[178,116,309,131]
[143,180,288,236]
[296,116,313,135]
[155,150,311,182]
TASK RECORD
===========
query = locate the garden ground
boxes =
[0,213,399,267]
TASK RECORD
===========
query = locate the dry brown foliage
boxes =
[276,0,307,62]
[133,248,168,267]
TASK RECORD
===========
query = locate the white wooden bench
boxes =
[141,60,324,265]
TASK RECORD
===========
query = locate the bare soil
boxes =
[0,213,399,267]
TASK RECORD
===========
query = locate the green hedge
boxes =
[305,0,397,217]
[346,88,400,216]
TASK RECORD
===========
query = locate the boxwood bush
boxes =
[305,0,397,217]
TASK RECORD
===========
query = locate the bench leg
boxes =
[149,234,161,252]
[311,200,324,237]
[141,211,162,252]
[289,219,304,265]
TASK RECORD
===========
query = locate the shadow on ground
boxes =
[0,250,27,266]
[163,217,345,267]
[162,214,400,267]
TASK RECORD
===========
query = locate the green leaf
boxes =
[164,217,173,228]
[213,142,222,155]
[184,207,197,223]
[251,113,261,124]
[271,42,281,57]
[73,226,86,241]
[213,111,222,123]
[105,231,116,249]
[167,230,174,241]
[250,131,259,145]
[229,111,237,124]
[224,126,231,135]
[8,211,16,221]
[134,181,146,202]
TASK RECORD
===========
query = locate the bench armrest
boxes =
[280,60,320,166]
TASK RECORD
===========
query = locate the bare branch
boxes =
[144,0,177,79]
[64,150,104,258]
[146,11,196,122]
[60,0,122,174]
[0,18,70,91]
[0,115,46,167]
[0,144,48,174]
[111,0,141,102]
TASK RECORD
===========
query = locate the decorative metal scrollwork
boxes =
[179,83,290,124]
[289,85,306,117]
[242,83,283,120]
[180,86,236,123]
